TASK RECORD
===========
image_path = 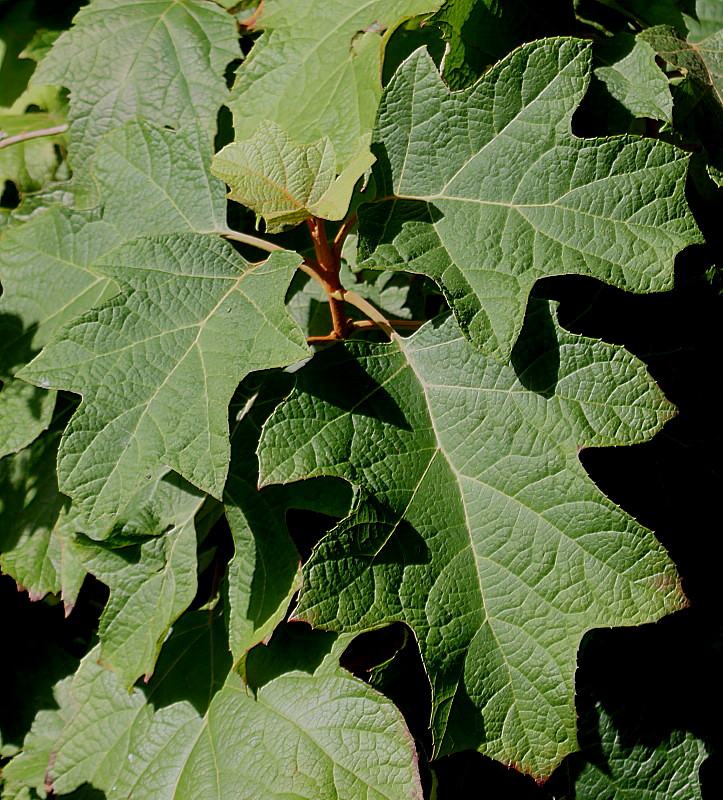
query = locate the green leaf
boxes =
[0,427,85,611]
[359,40,699,359]
[258,305,685,777]
[91,118,228,236]
[683,0,723,40]
[227,0,441,177]
[0,206,121,457]
[77,477,205,688]
[562,703,707,799]
[595,0,689,32]
[19,236,308,528]
[212,121,375,232]
[430,0,576,90]
[33,0,239,202]
[591,32,673,124]
[11,626,423,799]
[224,374,353,668]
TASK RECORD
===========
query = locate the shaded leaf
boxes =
[19,236,308,528]
[359,40,699,358]
[258,305,685,777]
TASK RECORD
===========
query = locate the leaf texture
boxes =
[33,0,239,201]
[358,40,700,358]
[258,305,685,777]
[19,236,308,528]
[10,628,424,800]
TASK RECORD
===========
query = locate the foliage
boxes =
[0,0,719,798]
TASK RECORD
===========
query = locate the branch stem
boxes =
[0,124,68,150]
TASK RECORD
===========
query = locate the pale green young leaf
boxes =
[227,0,441,179]
[359,40,700,359]
[683,0,723,40]
[258,305,685,777]
[212,121,375,232]
[0,428,85,611]
[77,477,205,688]
[32,0,239,202]
[0,112,67,194]
[19,237,308,529]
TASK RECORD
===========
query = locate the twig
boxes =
[0,123,68,150]
[221,229,283,253]
[240,0,265,29]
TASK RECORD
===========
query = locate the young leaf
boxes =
[19,236,309,528]
[32,0,239,201]
[212,121,375,231]
[0,112,67,194]
[10,628,424,800]
[258,305,685,778]
[227,0,441,181]
[359,40,700,358]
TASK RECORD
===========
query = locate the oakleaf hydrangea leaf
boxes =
[19,236,308,529]
[0,427,85,611]
[359,40,700,358]
[32,0,239,202]
[0,112,67,194]
[11,628,424,800]
[0,206,121,457]
[429,0,575,90]
[227,0,441,176]
[77,476,206,688]
[91,119,228,236]
[258,305,686,777]
[212,121,375,232]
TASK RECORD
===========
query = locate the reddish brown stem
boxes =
[306,218,350,338]
[332,212,358,260]
[239,0,265,29]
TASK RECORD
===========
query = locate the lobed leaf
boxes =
[19,236,308,529]
[258,305,685,777]
[359,39,700,359]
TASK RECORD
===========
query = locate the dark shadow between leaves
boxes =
[511,299,560,397]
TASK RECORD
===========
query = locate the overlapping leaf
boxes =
[19,236,308,528]
[224,374,353,667]
[32,0,239,201]
[358,39,700,358]
[258,305,685,777]
[6,627,424,800]
[77,474,206,688]
[0,426,85,611]
[227,0,442,177]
